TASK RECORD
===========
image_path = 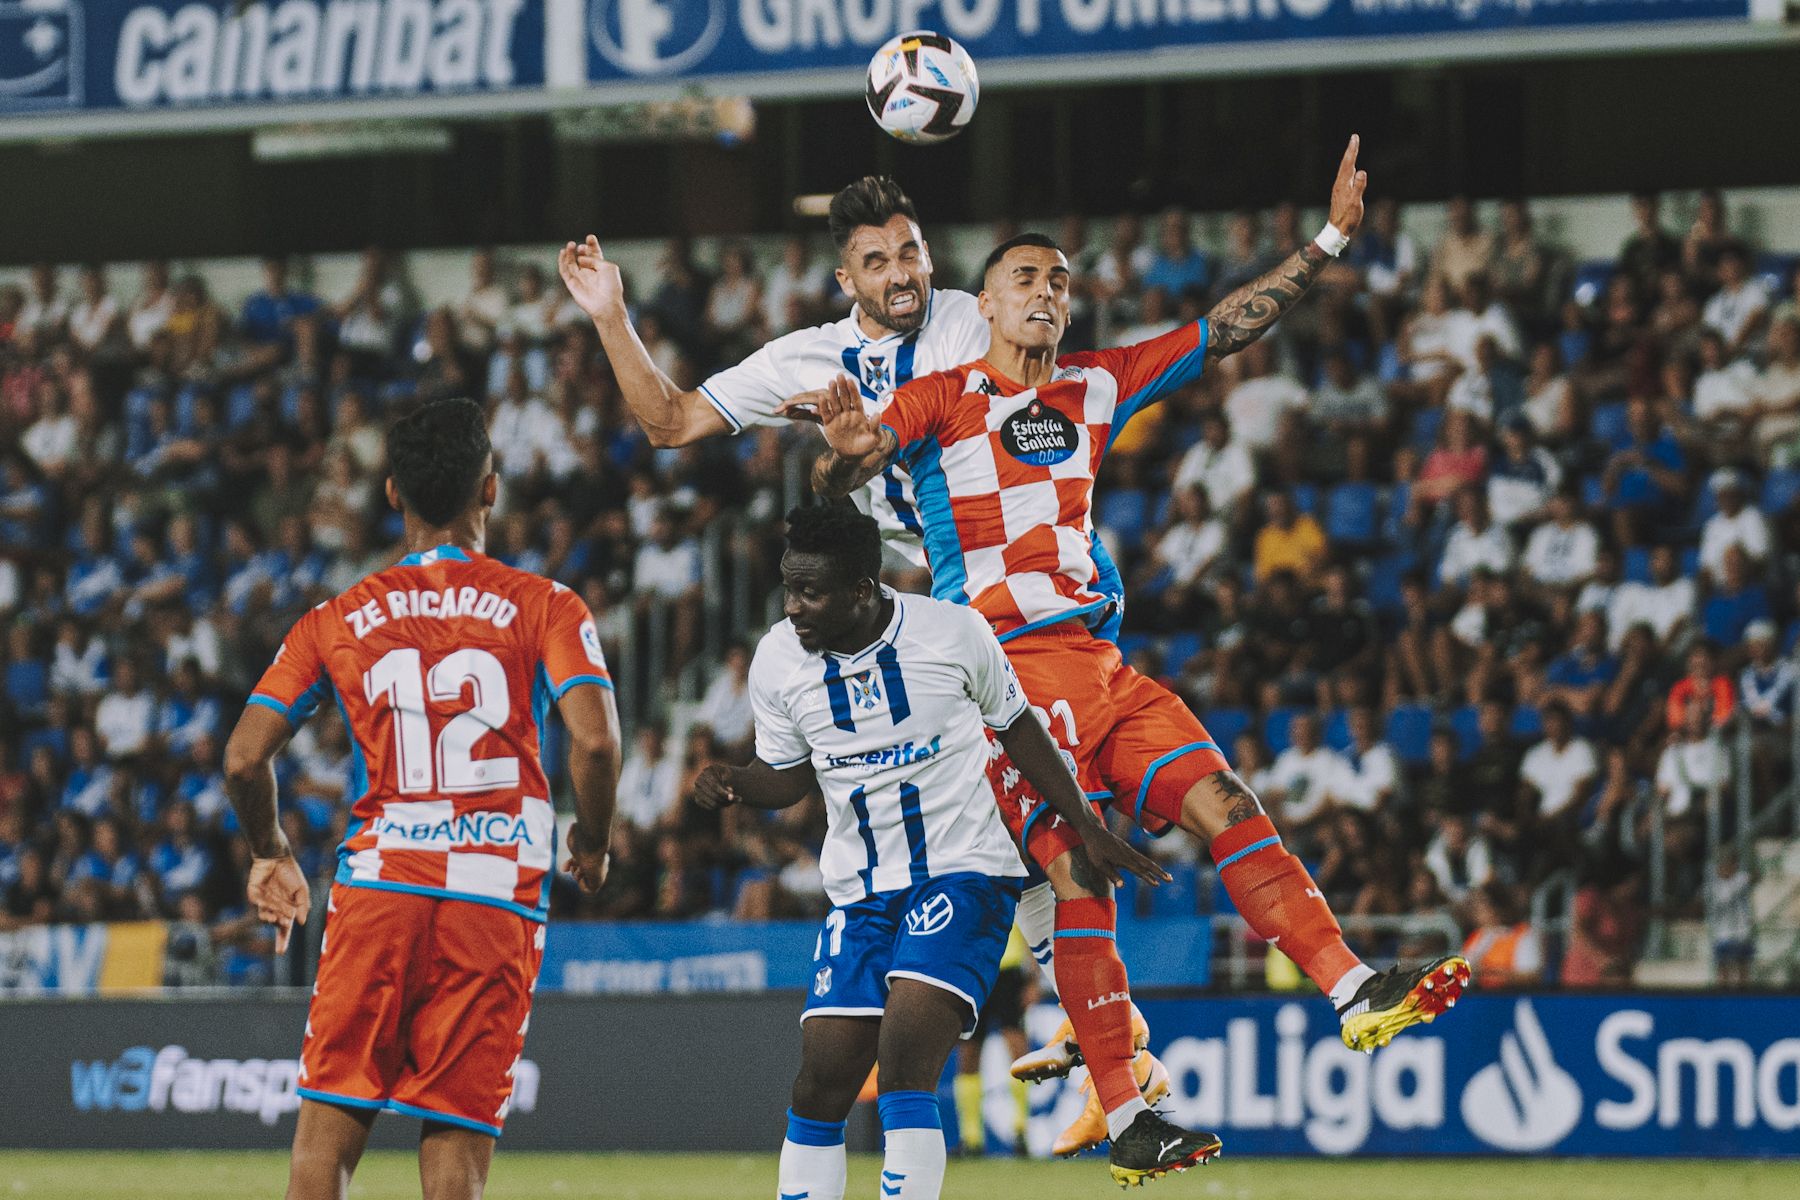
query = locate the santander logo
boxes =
[1459,1000,1583,1151]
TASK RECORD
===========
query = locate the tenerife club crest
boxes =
[848,669,882,711]
[863,355,891,393]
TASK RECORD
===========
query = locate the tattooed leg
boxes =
[1175,769,1266,849]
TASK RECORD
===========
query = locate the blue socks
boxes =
[876,1091,945,1200]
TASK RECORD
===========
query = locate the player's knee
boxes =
[1047,846,1112,900]
[1180,769,1265,841]
[789,1062,858,1122]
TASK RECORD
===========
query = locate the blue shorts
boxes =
[802,872,1023,1036]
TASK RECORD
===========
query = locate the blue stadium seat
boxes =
[1263,707,1303,757]
[1097,489,1152,552]
[1365,552,1413,615]
[1385,704,1436,766]
[1512,705,1544,740]
[1323,709,1353,752]
[1208,868,1237,917]
[1590,401,1630,449]
[1450,705,1483,761]
[1377,340,1406,384]
[1291,483,1319,517]
[1204,707,1253,753]
[1690,483,1720,528]
[226,382,260,429]
[1573,260,1615,308]
[1152,492,1174,528]
[1116,632,1153,663]
[1624,545,1653,584]
[1411,406,1445,454]
[1581,474,1609,510]
[1162,631,1204,673]
[1325,482,1381,546]
[1680,546,1701,577]
[1146,862,1200,918]
[1763,468,1800,514]
[1755,252,1799,299]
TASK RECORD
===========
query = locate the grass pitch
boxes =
[0,1152,1793,1198]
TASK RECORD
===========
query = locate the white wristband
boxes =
[1314,222,1350,258]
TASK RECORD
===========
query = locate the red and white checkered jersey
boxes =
[250,545,612,921]
[879,320,1209,641]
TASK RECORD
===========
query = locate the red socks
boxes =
[1053,895,1141,1116]
[1211,815,1362,995]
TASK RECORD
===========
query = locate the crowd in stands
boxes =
[1,187,1796,988]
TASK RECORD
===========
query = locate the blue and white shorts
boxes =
[802,872,1023,1036]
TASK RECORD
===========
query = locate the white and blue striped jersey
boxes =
[749,588,1031,906]
[697,290,989,566]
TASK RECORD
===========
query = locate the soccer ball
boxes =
[865,31,979,146]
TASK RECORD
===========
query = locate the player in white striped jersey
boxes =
[693,505,1178,1200]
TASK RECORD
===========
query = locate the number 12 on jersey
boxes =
[364,647,520,794]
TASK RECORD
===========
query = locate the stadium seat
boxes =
[1291,483,1319,516]
[1450,705,1483,760]
[1263,707,1302,757]
[1203,706,1253,753]
[1146,862,1200,918]
[1755,252,1799,298]
[1364,552,1413,615]
[1410,406,1444,455]
[1572,260,1615,308]
[1581,474,1609,510]
[1325,482,1381,547]
[1207,868,1236,917]
[1512,705,1545,740]
[1385,704,1436,766]
[1162,631,1204,673]
[1116,632,1153,663]
[1624,545,1652,583]
[1763,468,1800,514]
[1680,546,1700,577]
[1323,709,1353,752]
[1097,489,1152,552]
[1590,401,1630,449]
[225,382,260,429]
[1376,340,1406,384]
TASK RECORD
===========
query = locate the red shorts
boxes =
[993,622,1229,868]
[298,883,544,1136]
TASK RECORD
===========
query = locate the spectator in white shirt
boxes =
[1265,712,1351,834]
[1702,247,1769,358]
[634,508,703,667]
[20,378,78,477]
[17,264,68,339]
[1487,415,1561,528]
[1424,814,1495,905]
[1740,620,1797,729]
[1693,327,1757,426]
[1328,707,1401,815]
[1223,340,1309,454]
[1656,700,1729,823]
[615,723,682,830]
[1522,489,1600,590]
[127,260,176,352]
[763,235,827,337]
[1520,702,1599,827]
[487,366,566,480]
[94,658,155,760]
[67,265,122,356]
[1438,487,1515,589]
[1172,413,1257,522]
[1751,316,1800,464]
[1698,468,1771,582]
[457,248,508,355]
[1606,545,1695,652]
[695,643,755,755]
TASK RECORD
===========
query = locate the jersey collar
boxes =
[847,290,933,347]
[825,586,906,663]
[397,544,474,567]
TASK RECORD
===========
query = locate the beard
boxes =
[858,283,927,336]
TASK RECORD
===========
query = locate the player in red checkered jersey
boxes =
[811,138,1470,1174]
[221,398,620,1200]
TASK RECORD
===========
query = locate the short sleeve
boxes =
[749,639,809,769]
[1085,320,1210,438]
[542,584,613,699]
[250,607,331,727]
[936,290,992,364]
[954,609,1030,730]
[880,371,958,456]
[697,330,809,434]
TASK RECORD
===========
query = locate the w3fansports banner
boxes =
[1005,994,1800,1158]
[0,0,1759,120]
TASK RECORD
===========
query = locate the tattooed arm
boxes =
[808,374,899,498]
[1204,134,1369,362]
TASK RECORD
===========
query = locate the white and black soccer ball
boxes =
[865,31,979,146]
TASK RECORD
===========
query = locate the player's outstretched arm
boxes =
[1203,134,1368,361]
[558,682,622,893]
[995,712,1172,889]
[222,703,311,953]
[809,374,898,498]
[558,235,731,447]
[694,760,818,812]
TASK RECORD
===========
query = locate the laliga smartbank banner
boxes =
[1010,994,1800,1158]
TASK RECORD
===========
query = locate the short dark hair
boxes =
[784,504,882,586]
[981,232,1062,281]
[828,176,918,250]
[385,398,491,526]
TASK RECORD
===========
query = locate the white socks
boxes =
[779,1109,846,1200]
[877,1091,946,1200]
[1328,963,1377,1013]
[1105,1095,1151,1141]
[1015,880,1059,994]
